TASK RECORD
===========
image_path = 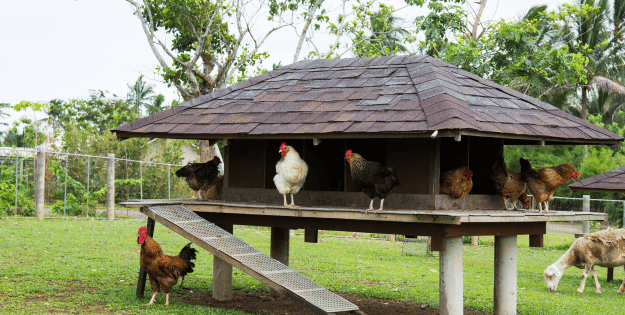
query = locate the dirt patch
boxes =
[172,289,492,315]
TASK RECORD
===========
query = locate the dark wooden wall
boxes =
[225,136,505,210]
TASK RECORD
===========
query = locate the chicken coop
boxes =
[114,55,621,315]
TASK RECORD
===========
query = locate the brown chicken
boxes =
[491,154,530,211]
[519,158,580,213]
[137,227,198,306]
[440,166,473,198]
[345,150,400,213]
[175,156,221,200]
[201,175,224,200]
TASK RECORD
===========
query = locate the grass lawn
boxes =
[1,218,623,314]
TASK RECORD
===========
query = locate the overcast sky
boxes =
[0,0,567,131]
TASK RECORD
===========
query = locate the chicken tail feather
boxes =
[178,243,198,277]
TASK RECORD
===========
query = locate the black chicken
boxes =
[345,150,400,213]
[175,156,221,200]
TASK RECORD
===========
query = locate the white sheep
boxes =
[543,228,625,294]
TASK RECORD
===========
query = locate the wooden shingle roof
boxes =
[569,166,625,193]
[112,55,622,145]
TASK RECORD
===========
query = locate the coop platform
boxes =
[140,204,363,315]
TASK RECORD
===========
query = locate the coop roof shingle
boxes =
[111,55,622,145]
[569,166,625,193]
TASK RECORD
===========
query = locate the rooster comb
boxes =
[138,227,147,235]
[280,142,287,149]
[345,150,352,157]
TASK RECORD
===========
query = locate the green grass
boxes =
[1,219,623,315]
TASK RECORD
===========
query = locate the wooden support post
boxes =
[35,146,45,220]
[304,229,318,243]
[494,235,517,315]
[136,217,155,298]
[439,236,462,315]
[213,223,234,301]
[106,154,115,220]
[529,234,543,247]
[270,227,290,297]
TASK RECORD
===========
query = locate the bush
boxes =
[0,164,35,217]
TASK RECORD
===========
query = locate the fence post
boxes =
[107,154,115,220]
[582,195,590,234]
[140,162,143,200]
[14,152,18,218]
[63,156,68,219]
[35,146,45,220]
[86,156,90,218]
[168,164,171,199]
[622,201,625,228]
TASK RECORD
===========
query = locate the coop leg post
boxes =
[213,224,233,301]
[106,154,115,220]
[270,227,290,297]
[136,217,155,298]
[439,236,463,315]
[494,235,517,315]
[35,146,45,220]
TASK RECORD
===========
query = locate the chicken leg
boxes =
[373,199,385,213]
[147,292,157,305]
[165,293,170,305]
[283,194,289,207]
[365,199,375,213]
[289,194,297,207]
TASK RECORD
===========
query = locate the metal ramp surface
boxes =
[142,205,363,315]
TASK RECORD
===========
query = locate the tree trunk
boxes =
[200,140,216,162]
[581,85,589,121]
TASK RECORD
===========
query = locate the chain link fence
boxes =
[0,147,190,219]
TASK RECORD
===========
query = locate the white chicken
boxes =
[273,142,308,207]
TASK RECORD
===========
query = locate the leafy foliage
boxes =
[0,162,34,217]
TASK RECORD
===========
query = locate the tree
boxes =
[145,93,166,116]
[564,0,625,120]
[0,103,10,127]
[127,75,156,116]
[351,6,410,57]
[46,91,139,133]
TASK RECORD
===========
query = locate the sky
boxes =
[0,0,568,132]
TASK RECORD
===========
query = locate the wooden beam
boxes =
[305,229,319,243]
[529,234,544,247]
[270,227,290,297]
[213,224,234,301]
[430,235,445,252]
[429,138,440,195]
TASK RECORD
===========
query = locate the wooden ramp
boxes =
[141,205,364,315]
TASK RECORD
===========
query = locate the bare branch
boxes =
[293,0,325,63]
[125,0,192,100]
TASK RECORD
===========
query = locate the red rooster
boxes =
[491,154,530,210]
[440,167,473,198]
[175,156,221,200]
[520,158,580,213]
[137,227,198,306]
[345,150,400,213]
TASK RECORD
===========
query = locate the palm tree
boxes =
[127,75,156,117]
[145,94,166,116]
[568,0,625,120]
[354,10,410,57]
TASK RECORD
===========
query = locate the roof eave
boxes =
[112,129,623,146]
[569,186,625,194]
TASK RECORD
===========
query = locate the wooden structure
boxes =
[113,55,622,315]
